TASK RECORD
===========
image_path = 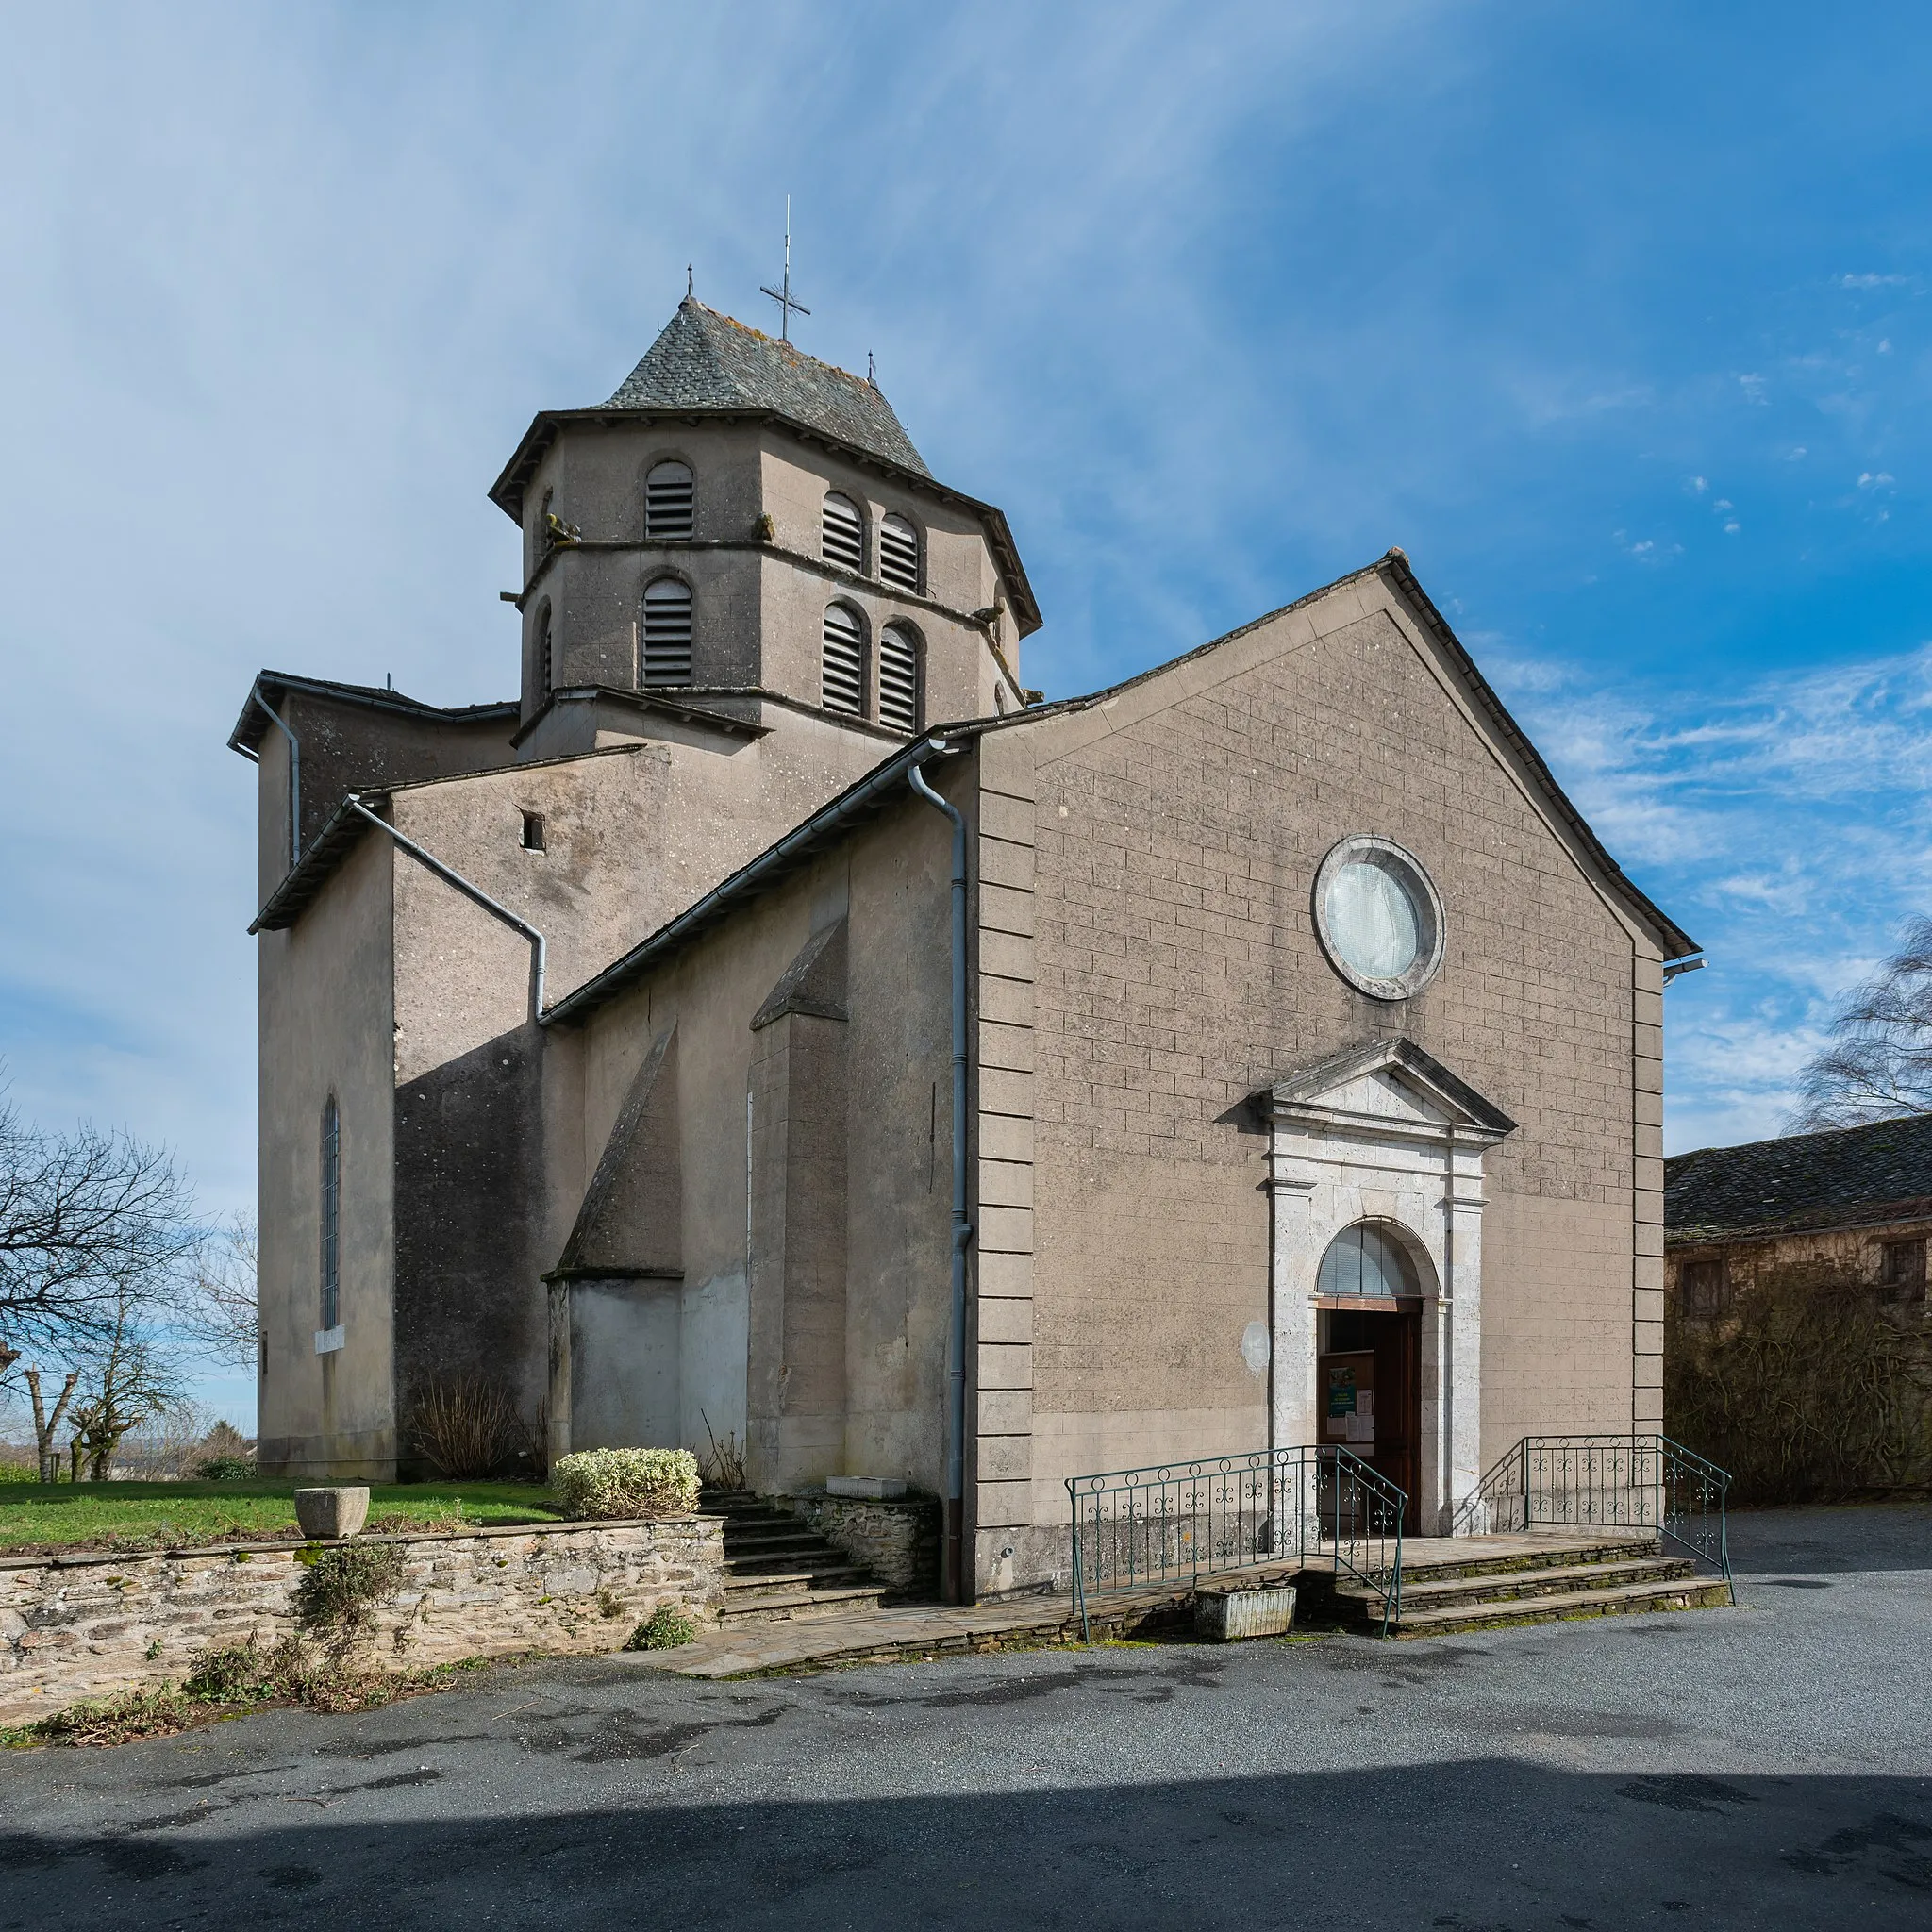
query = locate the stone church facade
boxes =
[233,299,1697,1600]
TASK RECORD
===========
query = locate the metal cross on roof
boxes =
[759,198,811,343]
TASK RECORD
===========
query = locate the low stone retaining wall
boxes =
[0,1515,724,1725]
[775,1491,941,1597]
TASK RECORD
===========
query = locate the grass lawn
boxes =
[0,1478,566,1557]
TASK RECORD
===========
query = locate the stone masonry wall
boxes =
[0,1516,724,1725]
[775,1491,941,1597]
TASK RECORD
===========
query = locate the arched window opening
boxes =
[535,602,553,702]
[822,602,865,716]
[878,512,921,592]
[641,576,692,685]
[822,491,866,574]
[1317,1222,1420,1301]
[878,623,921,733]
[320,1097,341,1334]
[645,460,694,540]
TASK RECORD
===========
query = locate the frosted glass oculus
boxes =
[1313,836,1445,999]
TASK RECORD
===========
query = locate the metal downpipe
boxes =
[908,742,971,1604]
[345,797,549,1020]
[257,692,302,874]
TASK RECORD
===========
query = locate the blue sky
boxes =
[3,4,1929,1427]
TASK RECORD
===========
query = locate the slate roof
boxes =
[1665,1113,1932,1242]
[604,299,929,477]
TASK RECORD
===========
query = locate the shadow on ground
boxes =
[3,1760,1927,1930]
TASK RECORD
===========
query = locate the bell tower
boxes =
[490,299,1041,760]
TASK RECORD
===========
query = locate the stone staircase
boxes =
[707,1490,893,1627]
[1328,1536,1732,1638]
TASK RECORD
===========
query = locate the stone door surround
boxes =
[1266,1038,1516,1536]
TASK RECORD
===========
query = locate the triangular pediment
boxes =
[1270,1038,1516,1139]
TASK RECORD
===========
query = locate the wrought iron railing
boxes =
[1066,1445,1406,1640]
[1454,1434,1734,1603]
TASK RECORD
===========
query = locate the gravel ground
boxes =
[2,1503,1926,1930]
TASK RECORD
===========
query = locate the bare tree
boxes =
[0,1088,198,1357]
[175,1211,258,1374]
[62,1283,187,1482]
[1789,916,1932,1131]
[24,1365,80,1483]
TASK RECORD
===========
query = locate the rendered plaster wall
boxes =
[0,1518,724,1725]
[381,726,911,1472]
[996,567,1648,1580]
[256,832,399,1478]
[252,693,516,903]
[566,767,958,1494]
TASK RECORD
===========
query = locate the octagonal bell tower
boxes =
[490,299,1041,762]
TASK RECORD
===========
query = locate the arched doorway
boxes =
[1315,1222,1424,1505]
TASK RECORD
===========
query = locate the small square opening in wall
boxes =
[521,812,546,853]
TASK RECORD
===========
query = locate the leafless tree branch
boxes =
[1788,915,1932,1130]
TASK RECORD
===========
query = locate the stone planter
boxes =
[294,1487,370,1540]
[1194,1585,1296,1641]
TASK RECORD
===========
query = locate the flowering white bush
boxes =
[550,1447,701,1520]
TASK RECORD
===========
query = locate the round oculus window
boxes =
[1313,836,1444,1000]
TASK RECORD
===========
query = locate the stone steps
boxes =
[704,1490,891,1625]
[1329,1539,1731,1638]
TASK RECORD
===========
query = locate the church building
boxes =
[233,298,1698,1601]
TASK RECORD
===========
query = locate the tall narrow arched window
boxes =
[878,622,922,733]
[822,602,866,716]
[822,491,866,573]
[1317,1222,1420,1300]
[319,1097,341,1334]
[641,576,692,685]
[645,460,694,540]
[879,512,921,592]
[535,602,553,702]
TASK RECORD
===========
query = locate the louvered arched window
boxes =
[878,623,921,733]
[535,601,553,701]
[879,513,921,592]
[320,1096,341,1334]
[641,576,692,685]
[645,460,694,540]
[822,602,866,716]
[822,491,866,573]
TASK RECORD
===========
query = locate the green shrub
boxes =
[192,1456,256,1481]
[625,1603,696,1650]
[0,1459,36,1485]
[550,1448,700,1521]
[291,1540,409,1632]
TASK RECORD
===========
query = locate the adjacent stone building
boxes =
[235,298,1700,1600]
[1665,1115,1932,1316]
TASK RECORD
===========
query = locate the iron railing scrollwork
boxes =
[1066,1444,1406,1640]
[1453,1433,1734,1603]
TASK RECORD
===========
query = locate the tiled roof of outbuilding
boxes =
[604,298,930,477]
[1664,1113,1932,1242]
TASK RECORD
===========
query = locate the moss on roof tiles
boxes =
[605,299,930,477]
[1664,1112,1932,1241]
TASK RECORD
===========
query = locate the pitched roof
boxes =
[226,671,517,757]
[545,551,1698,1025]
[1665,1114,1932,1242]
[605,298,929,476]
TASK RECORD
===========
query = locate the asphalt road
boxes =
[3,1504,1927,1930]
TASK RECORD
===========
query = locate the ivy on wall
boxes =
[1667,1263,1932,1506]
